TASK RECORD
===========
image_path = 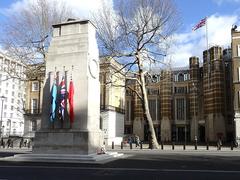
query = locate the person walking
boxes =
[135,135,140,147]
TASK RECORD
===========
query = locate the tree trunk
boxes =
[138,56,159,149]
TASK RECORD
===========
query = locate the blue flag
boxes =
[50,79,57,122]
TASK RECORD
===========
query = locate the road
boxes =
[0,150,240,180]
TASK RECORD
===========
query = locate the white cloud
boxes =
[212,0,240,5]
[1,0,113,19]
[63,0,113,19]
[168,14,239,67]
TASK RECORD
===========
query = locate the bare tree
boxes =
[93,0,179,149]
[0,0,73,81]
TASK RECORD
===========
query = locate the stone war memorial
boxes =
[23,19,106,158]
[33,19,103,155]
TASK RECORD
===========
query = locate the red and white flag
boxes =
[192,17,207,31]
[59,76,66,120]
[68,79,74,124]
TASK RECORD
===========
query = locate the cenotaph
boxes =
[33,19,103,155]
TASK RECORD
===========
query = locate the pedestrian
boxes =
[10,139,13,148]
[7,138,11,148]
[24,140,27,147]
[0,138,4,148]
[217,138,222,150]
[135,135,140,147]
[19,138,24,148]
[28,140,31,148]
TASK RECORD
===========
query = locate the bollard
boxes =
[130,142,132,149]
[172,142,175,150]
[140,141,143,149]
[112,141,114,149]
[183,143,186,150]
[161,142,164,150]
[195,140,197,150]
[231,141,234,150]
[121,141,123,149]
[206,141,209,150]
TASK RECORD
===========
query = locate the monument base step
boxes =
[1,152,124,164]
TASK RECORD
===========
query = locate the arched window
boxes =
[178,73,184,82]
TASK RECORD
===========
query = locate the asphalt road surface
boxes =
[0,151,240,180]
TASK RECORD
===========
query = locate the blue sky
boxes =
[0,0,240,67]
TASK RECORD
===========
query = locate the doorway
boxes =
[199,126,205,142]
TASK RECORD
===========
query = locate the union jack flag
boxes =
[192,17,207,31]
[59,76,66,120]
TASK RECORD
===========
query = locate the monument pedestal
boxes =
[33,130,103,154]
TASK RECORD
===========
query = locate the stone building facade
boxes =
[124,46,234,143]
[99,57,125,145]
[0,53,25,137]
[23,64,44,140]
[232,26,240,145]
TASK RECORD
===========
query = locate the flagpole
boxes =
[205,17,210,88]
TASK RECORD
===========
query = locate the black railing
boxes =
[24,109,42,115]
[100,105,125,114]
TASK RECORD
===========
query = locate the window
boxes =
[11,99,14,103]
[126,100,132,121]
[3,112,6,118]
[148,88,159,95]
[175,87,186,94]
[4,105,7,109]
[11,106,14,110]
[238,91,240,108]
[10,113,13,118]
[32,121,37,131]
[12,92,14,96]
[237,45,240,57]
[32,82,39,91]
[238,67,240,81]
[13,129,16,135]
[174,75,178,82]
[12,122,16,128]
[148,99,158,121]
[176,98,185,120]
[178,73,184,82]
[7,120,11,126]
[31,99,38,113]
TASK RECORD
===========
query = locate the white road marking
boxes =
[0,165,239,174]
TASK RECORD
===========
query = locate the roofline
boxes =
[52,19,96,28]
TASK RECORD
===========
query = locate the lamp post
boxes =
[7,119,11,137]
[0,96,6,137]
[192,83,197,148]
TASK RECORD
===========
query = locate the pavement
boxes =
[0,145,239,179]
[106,143,240,152]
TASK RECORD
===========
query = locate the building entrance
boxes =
[199,125,205,142]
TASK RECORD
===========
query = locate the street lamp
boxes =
[7,119,11,137]
[192,83,197,145]
[0,96,6,137]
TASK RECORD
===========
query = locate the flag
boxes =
[192,17,207,31]
[50,76,57,122]
[68,79,74,124]
[59,76,66,120]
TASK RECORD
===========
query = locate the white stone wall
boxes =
[0,53,25,137]
[101,110,124,145]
